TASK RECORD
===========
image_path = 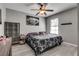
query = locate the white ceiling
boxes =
[4,3,77,17]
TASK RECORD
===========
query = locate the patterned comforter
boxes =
[25,34,63,56]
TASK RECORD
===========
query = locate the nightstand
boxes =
[19,34,26,45]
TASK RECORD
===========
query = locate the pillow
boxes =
[39,32,46,35]
[26,32,39,37]
[39,32,43,35]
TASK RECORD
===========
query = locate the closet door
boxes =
[4,22,20,43]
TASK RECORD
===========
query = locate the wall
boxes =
[0,4,6,35]
[77,3,79,56]
[46,8,78,45]
[5,8,46,34]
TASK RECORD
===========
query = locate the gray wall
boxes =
[0,4,6,36]
[77,4,79,56]
[46,8,78,45]
[5,8,46,34]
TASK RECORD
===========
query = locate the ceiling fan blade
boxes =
[44,12,47,15]
[35,12,40,16]
[31,9,39,11]
[38,3,43,6]
[37,3,47,7]
[45,10,54,12]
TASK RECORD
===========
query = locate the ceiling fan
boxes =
[31,3,54,16]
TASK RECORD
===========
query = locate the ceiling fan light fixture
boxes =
[31,3,54,16]
[40,11,45,15]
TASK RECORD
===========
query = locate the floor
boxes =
[12,42,77,56]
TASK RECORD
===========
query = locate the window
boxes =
[50,18,58,34]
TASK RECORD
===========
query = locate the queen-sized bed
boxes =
[25,32,63,56]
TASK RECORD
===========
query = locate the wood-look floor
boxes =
[12,42,77,56]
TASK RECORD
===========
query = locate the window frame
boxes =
[50,18,59,34]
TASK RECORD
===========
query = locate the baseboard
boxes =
[63,42,78,47]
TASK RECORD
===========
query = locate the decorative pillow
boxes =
[26,32,39,36]
[39,32,46,35]
[39,32,43,35]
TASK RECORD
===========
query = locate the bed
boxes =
[25,32,63,56]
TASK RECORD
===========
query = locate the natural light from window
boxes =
[50,18,58,34]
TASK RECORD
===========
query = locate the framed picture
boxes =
[26,15,39,26]
[0,9,2,24]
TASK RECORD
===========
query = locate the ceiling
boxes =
[4,3,77,17]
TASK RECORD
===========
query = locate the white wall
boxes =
[5,8,46,34]
[0,4,6,35]
[46,8,78,45]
